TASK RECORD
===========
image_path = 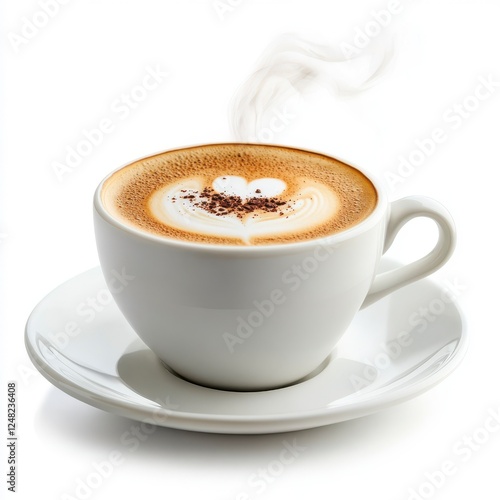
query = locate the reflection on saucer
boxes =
[117,349,370,415]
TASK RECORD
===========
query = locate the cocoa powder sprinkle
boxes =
[178,188,292,218]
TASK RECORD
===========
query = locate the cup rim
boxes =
[93,142,389,254]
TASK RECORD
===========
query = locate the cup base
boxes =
[159,351,335,393]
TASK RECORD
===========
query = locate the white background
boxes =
[1,0,499,498]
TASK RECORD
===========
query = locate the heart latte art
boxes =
[101,144,377,245]
[149,176,339,244]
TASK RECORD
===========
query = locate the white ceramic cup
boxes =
[94,144,456,391]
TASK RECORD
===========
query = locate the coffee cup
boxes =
[93,143,455,391]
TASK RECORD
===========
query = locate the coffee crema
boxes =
[101,144,377,245]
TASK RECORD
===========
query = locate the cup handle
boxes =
[361,196,456,309]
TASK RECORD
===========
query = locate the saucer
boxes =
[25,265,467,434]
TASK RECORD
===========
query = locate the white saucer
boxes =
[25,264,467,434]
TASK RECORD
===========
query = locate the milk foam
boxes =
[149,175,339,245]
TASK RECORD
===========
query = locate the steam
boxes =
[230,34,393,142]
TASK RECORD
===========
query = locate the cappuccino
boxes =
[101,144,377,245]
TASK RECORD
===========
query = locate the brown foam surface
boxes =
[101,144,377,245]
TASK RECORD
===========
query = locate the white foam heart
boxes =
[149,176,339,244]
